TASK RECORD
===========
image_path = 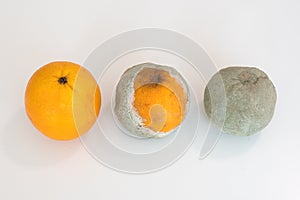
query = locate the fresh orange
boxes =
[25,61,101,140]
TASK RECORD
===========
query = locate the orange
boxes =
[25,61,101,140]
[114,63,189,138]
[133,68,187,133]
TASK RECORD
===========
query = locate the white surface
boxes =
[0,0,299,199]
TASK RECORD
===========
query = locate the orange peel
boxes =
[114,63,189,138]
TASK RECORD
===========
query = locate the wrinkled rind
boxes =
[204,66,277,136]
[114,62,189,138]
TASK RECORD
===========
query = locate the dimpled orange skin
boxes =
[134,84,182,132]
[25,61,101,140]
[133,68,187,133]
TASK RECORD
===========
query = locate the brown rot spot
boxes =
[238,71,258,85]
[149,71,164,84]
[58,76,68,85]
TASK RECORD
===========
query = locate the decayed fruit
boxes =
[114,63,189,138]
[204,66,277,136]
[25,61,101,140]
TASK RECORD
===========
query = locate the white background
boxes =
[1,0,300,199]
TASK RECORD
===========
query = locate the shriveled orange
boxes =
[25,61,101,140]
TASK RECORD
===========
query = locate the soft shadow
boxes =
[191,101,219,158]
[1,108,81,168]
[208,132,261,159]
[192,102,261,159]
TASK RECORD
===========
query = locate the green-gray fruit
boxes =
[204,66,277,136]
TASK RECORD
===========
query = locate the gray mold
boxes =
[204,66,277,136]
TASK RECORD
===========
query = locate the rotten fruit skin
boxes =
[114,63,189,138]
[204,66,277,136]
